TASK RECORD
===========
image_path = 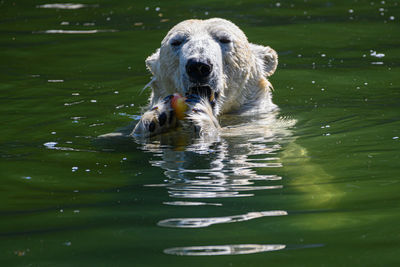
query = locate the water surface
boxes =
[1,0,399,266]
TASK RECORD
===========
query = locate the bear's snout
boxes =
[185,58,213,84]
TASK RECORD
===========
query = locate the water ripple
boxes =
[163,201,222,206]
[36,29,118,34]
[138,112,295,200]
[158,210,287,228]
[37,3,88,9]
[164,244,286,256]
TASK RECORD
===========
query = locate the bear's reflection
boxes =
[137,110,295,202]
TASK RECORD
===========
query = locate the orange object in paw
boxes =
[170,93,187,120]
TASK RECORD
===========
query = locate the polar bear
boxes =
[132,18,278,138]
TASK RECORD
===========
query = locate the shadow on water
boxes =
[97,109,330,256]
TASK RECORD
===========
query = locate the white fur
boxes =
[133,18,278,138]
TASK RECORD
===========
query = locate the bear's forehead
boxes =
[163,18,247,42]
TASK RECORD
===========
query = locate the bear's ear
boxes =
[145,49,160,76]
[250,44,278,77]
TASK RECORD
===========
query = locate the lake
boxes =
[1,0,399,266]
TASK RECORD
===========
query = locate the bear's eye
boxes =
[218,37,231,44]
[171,39,183,47]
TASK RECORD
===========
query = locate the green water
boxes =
[1,0,399,266]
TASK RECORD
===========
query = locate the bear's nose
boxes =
[186,59,213,83]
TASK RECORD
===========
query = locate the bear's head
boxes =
[146,18,278,114]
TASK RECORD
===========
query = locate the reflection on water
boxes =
[134,110,296,255]
[158,210,287,228]
[37,3,89,9]
[164,244,286,256]
[37,29,118,34]
[141,111,294,200]
[163,201,222,206]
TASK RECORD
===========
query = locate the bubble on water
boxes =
[379,7,384,11]
[90,99,97,103]
[364,82,368,85]
[22,176,32,180]
[311,81,315,84]
[276,2,281,7]
[85,169,90,172]
[393,136,399,140]
[321,88,325,91]
[321,54,326,57]
[64,241,72,246]
[114,91,119,94]
[72,92,79,96]
[61,21,69,25]
[145,7,149,11]
[155,7,160,11]
[73,210,80,213]
[48,79,64,83]
[389,16,395,20]
[348,9,354,13]
[51,131,56,135]
[72,166,78,172]
[205,11,209,15]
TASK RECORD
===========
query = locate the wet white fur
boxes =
[134,18,278,137]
